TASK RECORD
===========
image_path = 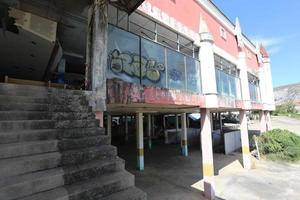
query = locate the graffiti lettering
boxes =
[109,49,165,82]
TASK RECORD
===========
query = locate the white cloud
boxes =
[250,34,296,55]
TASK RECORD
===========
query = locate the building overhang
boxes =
[109,0,144,14]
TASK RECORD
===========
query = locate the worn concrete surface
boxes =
[117,115,300,200]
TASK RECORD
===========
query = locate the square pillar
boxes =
[200,109,215,200]
[181,113,188,156]
[239,110,251,169]
[259,111,267,133]
[266,111,272,131]
[107,114,111,137]
[125,115,129,143]
[136,113,144,171]
[147,114,152,150]
[95,112,104,127]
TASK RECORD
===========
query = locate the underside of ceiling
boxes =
[0,0,144,81]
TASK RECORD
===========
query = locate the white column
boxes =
[238,52,251,109]
[266,111,272,131]
[259,111,267,133]
[200,109,215,200]
[136,113,144,171]
[239,110,251,169]
[147,114,152,150]
[125,115,128,143]
[181,113,188,156]
[107,114,111,137]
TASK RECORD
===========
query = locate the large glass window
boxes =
[186,57,201,93]
[167,49,186,90]
[248,73,260,102]
[107,25,201,94]
[107,25,140,84]
[214,54,239,98]
[141,38,166,88]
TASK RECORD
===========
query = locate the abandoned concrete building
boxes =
[0,0,275,199]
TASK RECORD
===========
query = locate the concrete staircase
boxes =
[0,83,146,200]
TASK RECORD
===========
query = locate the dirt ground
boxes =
[116,116,300,200]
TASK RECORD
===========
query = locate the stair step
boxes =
[99,187,147,200]
[67,170,134,200]
[0,152,61,178]
[63,157,125,185]
[0,120,54,131]
[0,129,57,144]
[55,119,99,129]
[0,111,51,120]
[0,103,51,111]
[19,170,134,200]
[0,95,49,104]
[0,140,58,159]
[0,168,64,200]
[19,187,68,200]
[62,145,117,166]
[0,83,49,97]
[52,112,95,120]
[59,135,110,151]
[0,157,125,200]
[58,127,105,138]
[52,104,92,112]
[0,111,95,121]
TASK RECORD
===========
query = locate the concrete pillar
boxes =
[259,111,267,133]
[181,113,188,157]
[200,108,215,200]
[125,114,128,143]
[175,114,180,145]
[86,0,108,111]
[136,113,144,171]
[107,114,111,137]
[198,17,218,108]
[239,110,251,169]
[238,52,251,109]
[95,112,104,127]
[147,114,152,150]
[266,111,272,131]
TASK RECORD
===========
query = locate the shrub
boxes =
[257,129,300,162]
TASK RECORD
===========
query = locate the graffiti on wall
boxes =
[109,49,165,82]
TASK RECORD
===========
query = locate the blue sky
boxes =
[212,0,300,87]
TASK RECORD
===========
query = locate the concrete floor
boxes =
[115,116,300,200]
[117,140,243,200]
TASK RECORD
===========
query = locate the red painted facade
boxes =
[142,0,259,71]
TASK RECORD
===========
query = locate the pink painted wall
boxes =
[142,0,260,71]
[243,46,260,71]
[144,0,239,58]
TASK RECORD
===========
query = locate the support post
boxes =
[107,114,111,137]
[181,113,188,156]
[175,114,179,145]
[125,114,128,143]
[259,110,267,133]
[239,110,251,169]
[200,109,215,200]
[88,0,108,111]
[266,111,272,131]
[147,114,152,149]
[136,113,144,171]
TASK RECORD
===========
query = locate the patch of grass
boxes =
[257,129,300,162]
